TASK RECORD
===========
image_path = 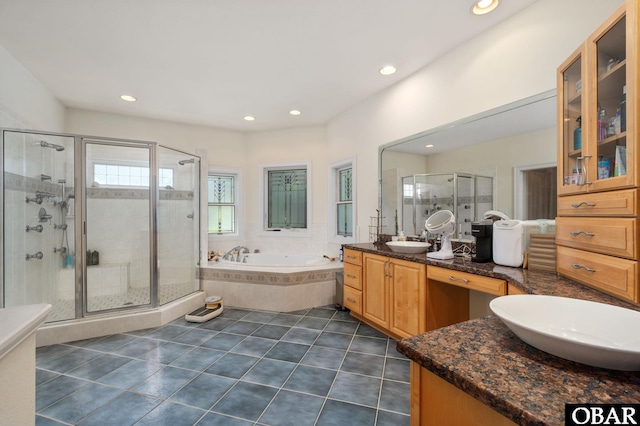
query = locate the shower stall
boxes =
[1,129,201,323]
[401,173,494,240]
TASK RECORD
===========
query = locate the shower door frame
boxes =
[80,137,159,316]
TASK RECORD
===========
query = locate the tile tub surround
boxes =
[35,305,410,426]
[201,261,343,312]
[398,316,640,426]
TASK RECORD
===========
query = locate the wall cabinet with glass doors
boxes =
[558,2,636,195]
[556,0,640,304]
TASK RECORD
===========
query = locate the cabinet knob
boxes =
[346,298,356,303]
[346,274,357,279]
[448,275,469,284]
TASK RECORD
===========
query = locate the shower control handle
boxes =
[26,251,43,260]
[25,225,44,233]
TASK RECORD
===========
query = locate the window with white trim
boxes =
[336,167,353,236]
[208,173,237,234]
[329,158,355,243]
[260,162,311,232]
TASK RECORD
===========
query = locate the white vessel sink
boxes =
[386,241,431,254]
[490,295,640,370]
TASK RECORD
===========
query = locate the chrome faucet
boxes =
[222,246,250,262]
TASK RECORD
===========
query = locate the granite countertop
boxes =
[343,242,640,426]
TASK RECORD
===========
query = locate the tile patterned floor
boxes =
[35,306,410,425]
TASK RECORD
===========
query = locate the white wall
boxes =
[243,125,330,256]
[0,0,625,256]
[0,45,65,131]
[326,0,624,242]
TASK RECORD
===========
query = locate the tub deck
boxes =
[201,260,343,312]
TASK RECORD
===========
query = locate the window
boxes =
[329,158,355,243]
[208,174,236,234]
[93,163,173,188]
[260,162,311,233]
[336,167,353,236]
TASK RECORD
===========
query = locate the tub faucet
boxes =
[237,246,250,262]
[222,246,250,262]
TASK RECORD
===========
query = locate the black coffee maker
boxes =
[471,221,493,263]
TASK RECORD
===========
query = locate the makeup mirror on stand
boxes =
[425,210,456,260]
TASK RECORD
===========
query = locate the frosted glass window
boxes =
[267,169,307,229]
[336,167,353,236]
[208,174,236,234]
[93,163,172,187]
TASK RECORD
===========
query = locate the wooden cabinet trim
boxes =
[556,217,638,259]
[343,248,362,266]
[428,265,507,296]
[557,189,639,216]
[557,246,637,302]
[343,262,362,290]
[343,285,362,315]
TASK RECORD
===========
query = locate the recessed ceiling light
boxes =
[425,144,434,148]
[472,0,499,15]
[379,65,397,76]
[243,115,255,121]
[289,110,301,116]
[120,94,137,102]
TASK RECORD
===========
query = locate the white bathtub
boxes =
[219,253,330,268]
[202,253,341,311]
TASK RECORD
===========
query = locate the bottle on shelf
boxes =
[598,108,607,141]
[574,116,582,150]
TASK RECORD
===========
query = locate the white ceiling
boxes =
[0,0,539,131]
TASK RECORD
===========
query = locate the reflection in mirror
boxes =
[379,90,557,238]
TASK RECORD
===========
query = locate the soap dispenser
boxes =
[397,231,406,241]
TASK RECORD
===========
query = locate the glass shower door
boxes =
[2,130,76,322]
[84,140,153,313]
[157,147,200,305]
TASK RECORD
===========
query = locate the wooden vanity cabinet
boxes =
[343,249,363,314]
[557,0,640,303]
[362,253,426,339]
[410,363,517,426]
[426,266,507,331]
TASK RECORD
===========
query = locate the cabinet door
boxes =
[362,253,389,329]
[558,43,588,196]
[389,259,426,339]
[587,5,632,192]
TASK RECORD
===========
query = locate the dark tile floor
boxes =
[35,306,410,425]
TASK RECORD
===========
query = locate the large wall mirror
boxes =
[379,90,557,239]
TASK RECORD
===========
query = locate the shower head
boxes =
[40,140,65,151]
[178,158,195,165]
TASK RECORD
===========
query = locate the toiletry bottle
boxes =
[398,231,406,241]
[598,108,607,141]
[573,116,582,150]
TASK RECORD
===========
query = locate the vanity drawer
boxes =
[557,189,638,217]
[343,249,362,266]
[428,266,506,296]
[344,262,362,290]
[557,246,637,303]
[343,285,362,315]
[555,217,639,260]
